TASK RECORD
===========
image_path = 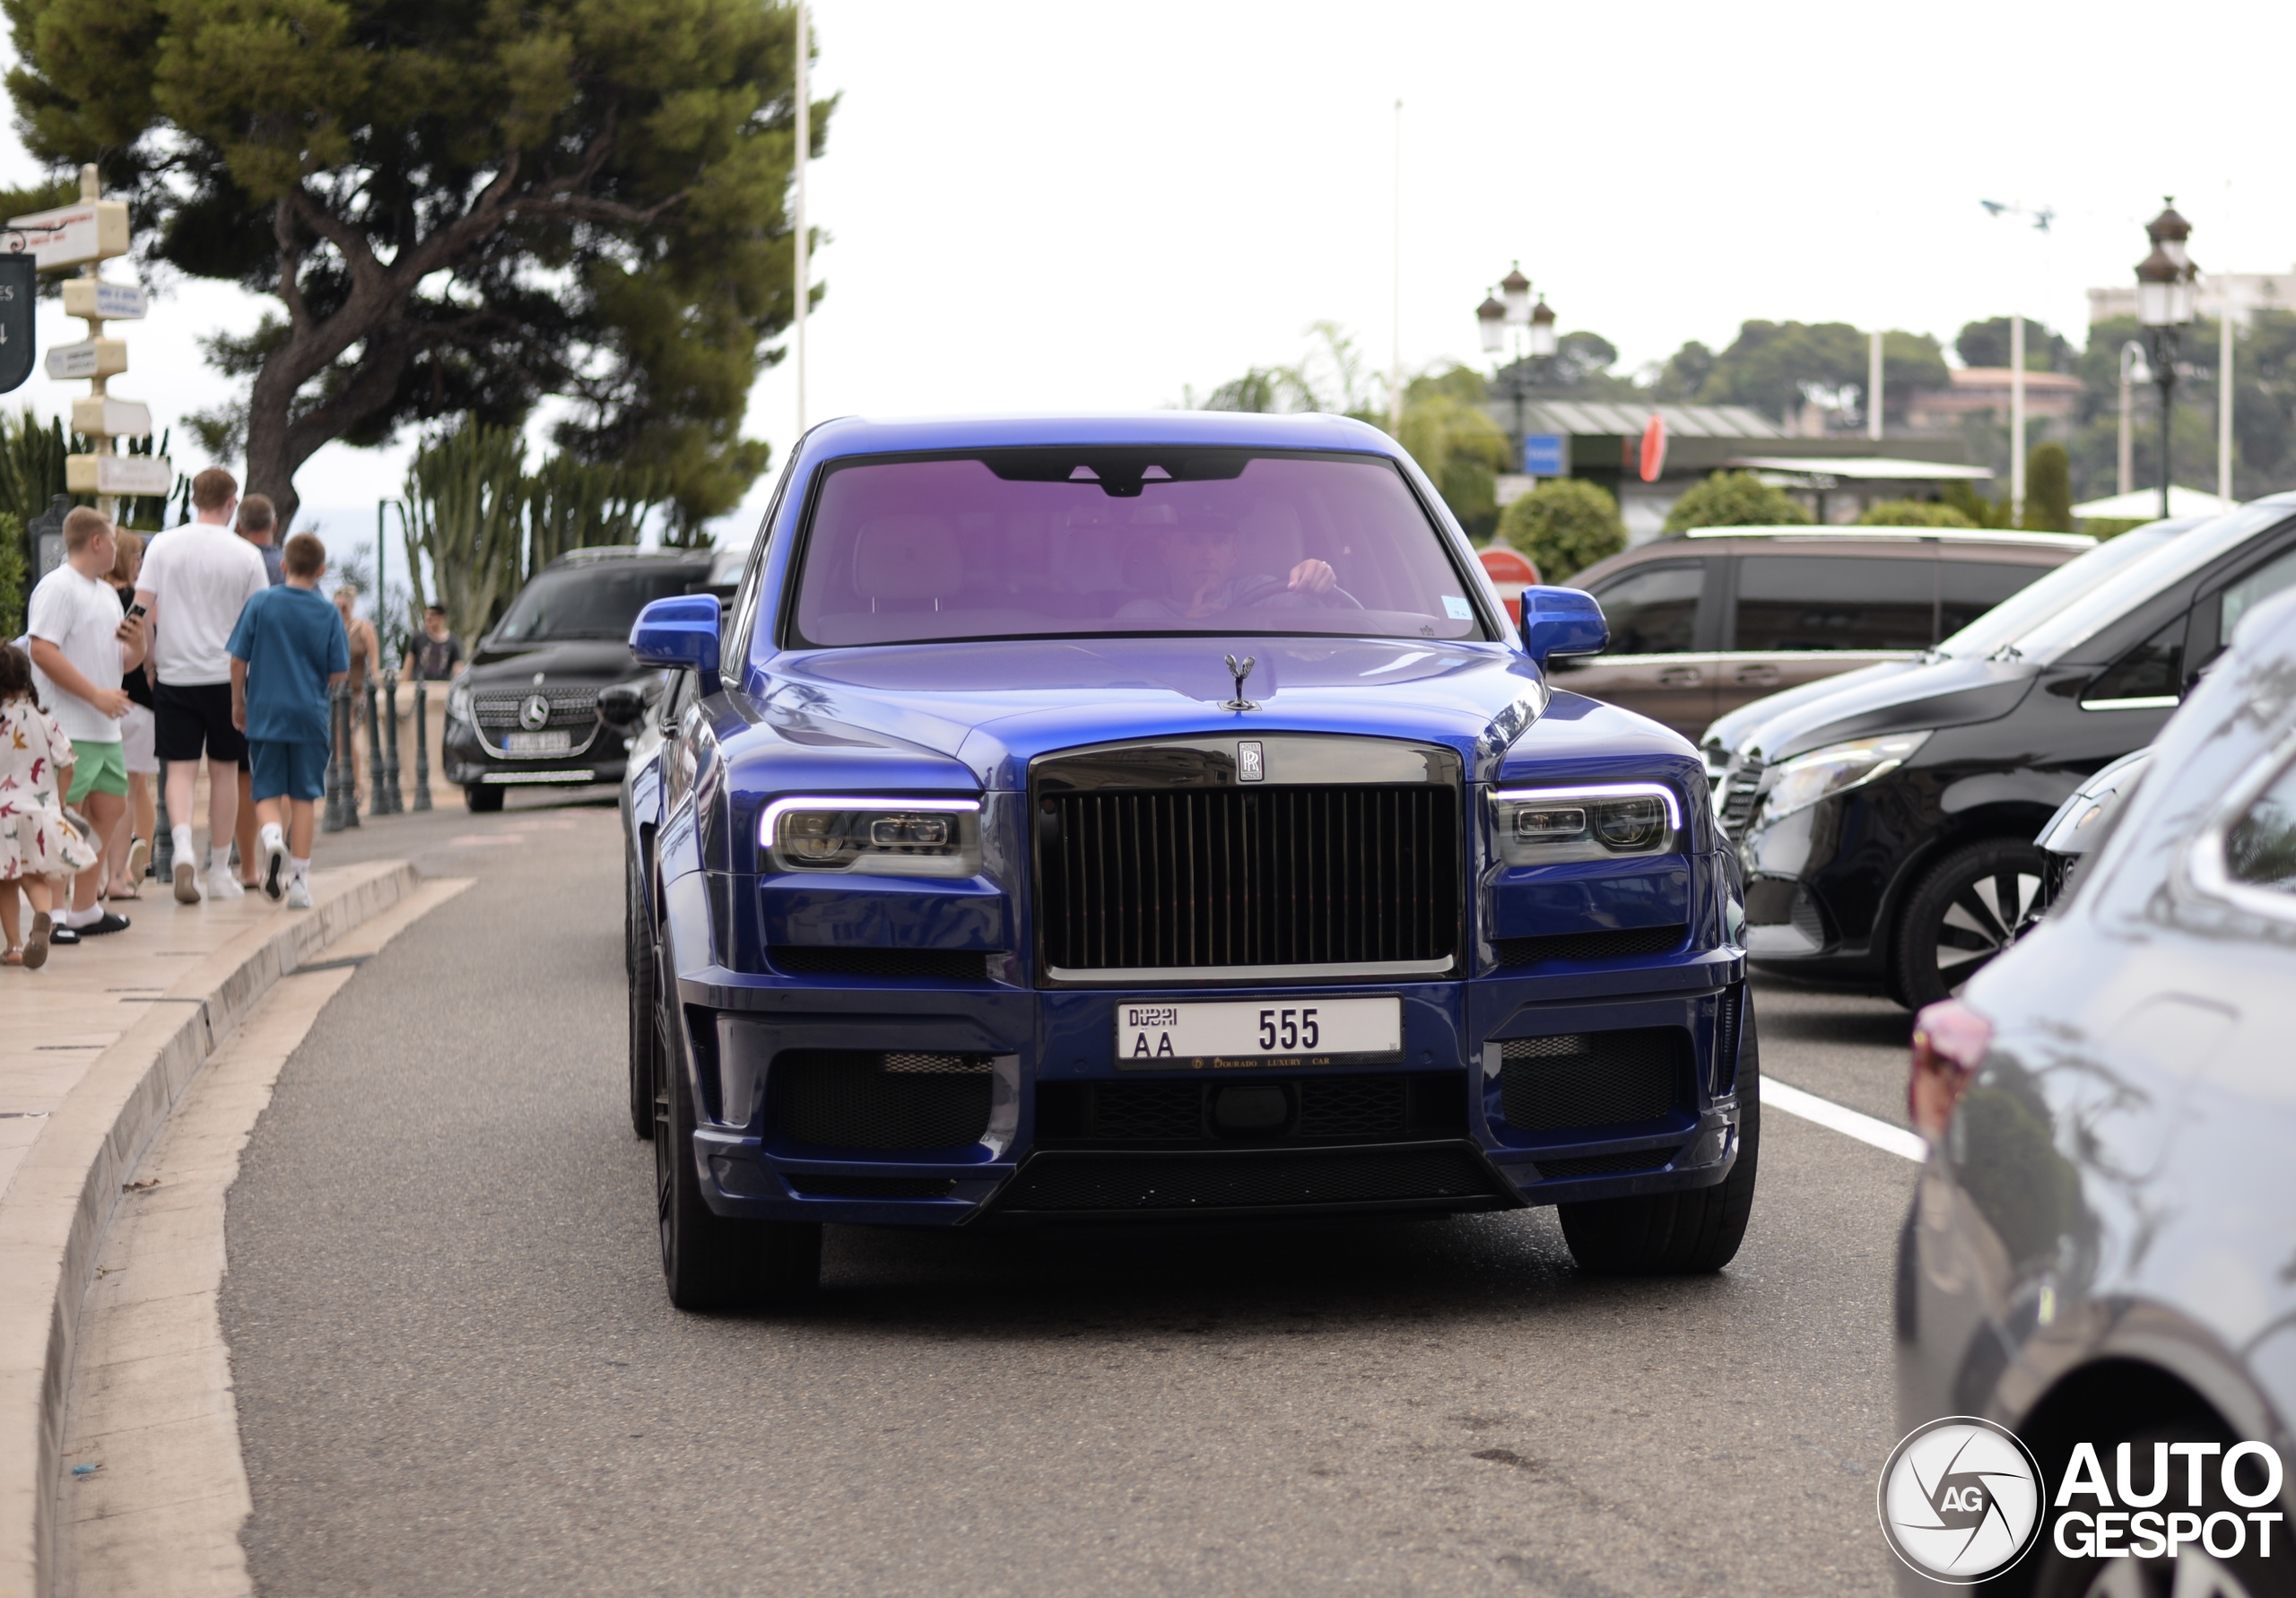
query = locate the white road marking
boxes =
[1763,1078,1927,1162]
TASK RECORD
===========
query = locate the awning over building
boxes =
[2071,486,2230,519]
[1725,456,1994,482]
[1521,400,1787,439]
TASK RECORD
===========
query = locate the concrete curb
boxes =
[0,860,417,1598]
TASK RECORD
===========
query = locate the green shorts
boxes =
[65,739,128,805]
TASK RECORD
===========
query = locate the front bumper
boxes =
[444,715,631,790]
[671,953,1750,1229]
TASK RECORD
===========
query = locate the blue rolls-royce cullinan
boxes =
[619,413,1757,1308]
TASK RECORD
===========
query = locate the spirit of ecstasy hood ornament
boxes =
[1221,654,1258,712]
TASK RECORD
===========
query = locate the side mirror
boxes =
[1518,586,1609,669]
[597,681,649,731]
[630,595,721,695]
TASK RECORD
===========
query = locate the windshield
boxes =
[788,449,1484,647]
[492,564,702,643]
[1933,518,2196,659]
[2012,500,2296,664]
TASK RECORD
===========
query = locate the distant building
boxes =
[1903,368,2086,433]
[2089,268,2295,326]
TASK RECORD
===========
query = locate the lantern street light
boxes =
[1477,262,1558,470]
[2135,197,2196,523]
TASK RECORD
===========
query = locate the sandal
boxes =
[22,912,50,970]
[3,945,22,967]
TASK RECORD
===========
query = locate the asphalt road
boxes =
[222,793,1924,1596]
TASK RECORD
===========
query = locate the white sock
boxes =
[291,856,309,882]
[171,824,194,864]
[260,822,284,853]
[210,846,231,875]
[63,903,100,928]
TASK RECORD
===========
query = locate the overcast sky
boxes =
[5,0,2292,559]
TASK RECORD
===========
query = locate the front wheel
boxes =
[464,783,504,813]
[1892,838,2047,1010]
[1558,1009,1761,1274]
[653,1004,821,1312]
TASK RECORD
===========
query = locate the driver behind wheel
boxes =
[1115,505,1356,621]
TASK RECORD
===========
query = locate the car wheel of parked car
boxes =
[625,858,658,1141]
[1893,839,2048,1009]
[653,1003,821,1311]
[464,783,504,813]
[1559,1012,1761,1274]
[2031,1421,2268,1598]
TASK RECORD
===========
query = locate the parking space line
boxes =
[1764,1078,1926,1162]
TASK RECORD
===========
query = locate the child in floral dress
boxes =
[2,642,97,969]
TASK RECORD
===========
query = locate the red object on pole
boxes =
[1639,413,1668,482]
[1478,546,1541,625]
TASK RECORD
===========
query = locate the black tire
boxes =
[1892,838,2048,1011]
[625,856,658,1141]
[464,783,505,813]
[2031,1421,2271,1598]
[653,997,821,1312]
[1559,1006,1761,1274]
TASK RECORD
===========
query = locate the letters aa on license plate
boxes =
[1117,998,1401,1070]
[504,730,570,755]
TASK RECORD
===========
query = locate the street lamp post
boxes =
[2135,198,2196,524]
[2118,341,2150,499]
[1476,263,1557,470]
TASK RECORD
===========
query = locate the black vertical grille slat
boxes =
[1039,784,1457,973]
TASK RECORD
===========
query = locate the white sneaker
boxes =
[285,877,312,910]
[262,839,289,902]
[204,869,246,901]
[173,859,201,904]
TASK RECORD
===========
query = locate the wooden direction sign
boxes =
[45,338,126,380]
[72,395,154,439]
[65,453,172,496]
[0,254,31,393]
[62,279,147,320]
[6,200,129,272]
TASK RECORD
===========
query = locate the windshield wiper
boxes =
[1988,643,2023,663]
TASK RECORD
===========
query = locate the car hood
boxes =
[461,638,647,687]
[1701,658,1927,756]
[1722,654,2039,766]
[729,636,1696,791]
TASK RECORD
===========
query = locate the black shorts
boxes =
[153,680,249,766]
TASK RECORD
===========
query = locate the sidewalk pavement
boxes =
[0,859,419,1598]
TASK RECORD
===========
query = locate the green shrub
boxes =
[1500,479,1626,582]
[2079,517,2148,541]
[1663,470,1811,534]
[2023,441,2074,532]
[1857,499,1978,528]
[0,511,22,638]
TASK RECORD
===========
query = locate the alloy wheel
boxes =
[1934,866,2043,993]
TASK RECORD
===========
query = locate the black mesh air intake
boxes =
[772,1051,994,1150]
[1713,985,1744,1095]
[786,1175,958,1199]
[1038,786,1457,971]
[1492,925,1685,968]
[1497,1029,1690,1132]
[993,1144,1503,1214]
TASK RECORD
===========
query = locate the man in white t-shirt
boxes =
[135,466,269,904]
[26,507,148,939]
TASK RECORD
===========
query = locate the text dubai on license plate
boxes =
[1117,998,1402,1070]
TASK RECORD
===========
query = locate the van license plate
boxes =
[1115,998,1401,1070]
[504,731,570,756]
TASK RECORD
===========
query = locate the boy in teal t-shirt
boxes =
[227,531,349,908]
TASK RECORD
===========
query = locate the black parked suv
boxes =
[443,547,740,812]
[1710,494,2296,1007]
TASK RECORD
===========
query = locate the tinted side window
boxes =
[2083,614,2185,705]
[1587,562,1703,654]
[1734,555,1933,652]
[2228,757,2296,893]
[1937,560,2048,638]
[2220,546,2296,643]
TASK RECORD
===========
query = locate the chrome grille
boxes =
[1717,758,1765,838]
[473,689,601,730]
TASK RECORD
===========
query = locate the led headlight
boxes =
[1492,783,1683,865]
[1755,732,1931,826]
[761,796,981,878]
[446,679,474,724]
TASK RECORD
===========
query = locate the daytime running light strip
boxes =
[1490,782,1682,832]
[759,795,982,845]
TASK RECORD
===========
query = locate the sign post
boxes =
[9,164,165,519]
[0,254,33,393]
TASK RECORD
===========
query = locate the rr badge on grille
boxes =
[1237,740,1265,782]
[519,693,552,731]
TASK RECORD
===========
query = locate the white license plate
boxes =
[1116,997,1401,1070]
[504,730,571,756]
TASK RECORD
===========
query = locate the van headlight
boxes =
[761,796,981,878]
[1756,733,1931,825]
[1492,783,1683,865]
[446,679,474,724]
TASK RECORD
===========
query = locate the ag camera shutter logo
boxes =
[1878,1417,2045,1583]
